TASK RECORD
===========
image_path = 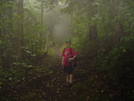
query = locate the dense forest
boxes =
[0,0,134,101]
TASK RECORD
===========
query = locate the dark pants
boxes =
[63,65,73,74]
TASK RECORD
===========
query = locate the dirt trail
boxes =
[53,45,62,57]
[3,46,81,101]
[42,46,78,101]
[2,45,117,101]
[26,46,79,101]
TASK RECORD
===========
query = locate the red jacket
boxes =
[62,48,77,66]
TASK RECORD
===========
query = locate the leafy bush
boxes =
[47,48,54,56]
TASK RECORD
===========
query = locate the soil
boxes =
[1,46,128,101]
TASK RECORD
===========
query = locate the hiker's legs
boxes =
[66,73,73,83]
[68,65,73,84]
[64,66,68,82]
[69,74,73,84]
[64,65,73,85]
[66,73,70,82]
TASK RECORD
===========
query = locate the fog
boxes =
[53,23,71,43]
[45,7,72,44]
[24,0,72,44]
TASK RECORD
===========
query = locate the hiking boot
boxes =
[63,82,69,86]
[64,82,73,87]
[67,83,73,87]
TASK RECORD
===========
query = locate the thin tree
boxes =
[7,0,13,35]
[88,0,98,41]
[41,0,44,37]
[17,0,23,60]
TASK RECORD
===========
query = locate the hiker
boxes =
[62,39,77,86]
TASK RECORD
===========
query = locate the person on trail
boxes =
[62,39,77,87]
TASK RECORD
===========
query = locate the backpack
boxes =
[63,48,77,67]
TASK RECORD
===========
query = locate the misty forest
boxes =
[0,0,134,101]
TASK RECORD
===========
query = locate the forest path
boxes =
[37,45,79,101]
[3,46,112,101]
[53,45,62,57]
[7,46,80,101]
[28,45,78,101]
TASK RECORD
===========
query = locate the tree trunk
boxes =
[88,1,98,41]
[39,0,44,48]
[7,0,13,35]
[7,0,13,65]
[17,0,23,60]
[89,24,98,41]
[111,1,124,45]
[41,0,44,37]
[0,13,3,67]
[113,21,124,44]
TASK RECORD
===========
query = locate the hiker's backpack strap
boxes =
[70,48,77,67]
[63,48,66,53]
[70,48,72,55]
[63,48,73,55]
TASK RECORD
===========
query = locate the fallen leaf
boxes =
[96,90,98,92]
[58,88,60,90]
[101,90,104,92]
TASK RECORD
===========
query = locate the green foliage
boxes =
[72,15,88,35]
[1,0,134,100]
[61,0,134,100]
[59,44,66,53]
[47,48,54,56]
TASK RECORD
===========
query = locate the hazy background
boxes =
[24,0,72,44]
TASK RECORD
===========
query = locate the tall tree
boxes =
[88,1,98,41]
[41,0,44,37]
[17,0,23,60]
[7,0,13,35]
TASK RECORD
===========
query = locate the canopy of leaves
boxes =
[0,0,134,100]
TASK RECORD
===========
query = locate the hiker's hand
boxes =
[62,62,64,66]
[68,58,73,61]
